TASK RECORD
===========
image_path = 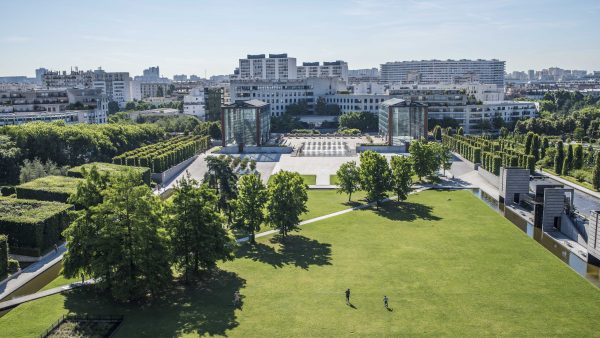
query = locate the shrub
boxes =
[16,176,83,203]
[0,186,15,197]
[7,258,19,273]
[0,234,7,278]
[68,162,151,185]
[572,169,591,183]
[0,197,71,256]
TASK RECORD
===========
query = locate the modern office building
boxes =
[229,77,345,116]
[380,59,505,87]
[238,54,297,80]
[378,98,428,145]
[221,100,270,147]
[297,61,349,83]
[0,89,69,113]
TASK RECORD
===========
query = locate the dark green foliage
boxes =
[554,141,564,174]
[339,111,378,132]
[525,132,533,155]
[1,122,164,167]
[315,97,341,115]
[526,155,536,174]
[107,101,120,115]
[541,137,549,159]
[0,197,71,256]
[593,154,600,190]
[390,156,413,201]
[563,144,574,175]
[16,176,83,203]
[0,135,21,185]
[270,114,309,133]
[359,151,391,208]
[473,148,482,164]
[0,235,7,278]
[493,156,502,175]
[573,144,584,170]
[19,158,68,184]
[232,173,267,243]
[336,161,361,201]
[285,100,309,115]
[457,127,464,136]
[266,171,308,237]
[113,135,209,173]
[433,125,442,141]
[68,162,151,185]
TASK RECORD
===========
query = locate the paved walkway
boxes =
[0,243,66,302]
[536,169,600,199]
[0,280,94,311]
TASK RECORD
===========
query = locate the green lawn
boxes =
[268,174,316,186]
[302,189,367,220]
[3,190,600,337]
[330,174,339,185]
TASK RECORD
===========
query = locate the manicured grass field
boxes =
[3,190,600,337]
[267,174,315,186]
[303,189,367,220]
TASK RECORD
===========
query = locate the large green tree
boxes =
[335,161,361,201]
[554,141,564,174]
[562,144,574,175]
[390,155,413,201]
[233,173,267,243]
[63,170,170,301]
[593,154,600,190]
[339,111,378,132]
[266,171,308,238]
[410,140,440,181]
[204,155,238,221]
[359,151,390,209]
[167,174,235,281]
[0,135,21,185]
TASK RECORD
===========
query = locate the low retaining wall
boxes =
[478,167,500,188]
[219,146,293,154]
[151,155,198,184]
[356,145,406,153]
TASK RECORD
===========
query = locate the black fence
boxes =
[39,314,124,338]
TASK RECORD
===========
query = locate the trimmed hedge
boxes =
[68,162,151,185]
[0,234,7,279]
[112,135,210,173]
[0,186,15,197]
[0,197,72,257]
[16,176,83,203]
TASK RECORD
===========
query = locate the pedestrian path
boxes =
[236,187,429,243]
[0,280,94,311]
[0,243,66,302]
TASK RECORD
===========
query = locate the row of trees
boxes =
[64,164,309,301]
[339,111,378,132]
[336,143,451,206]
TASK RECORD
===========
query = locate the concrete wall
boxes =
[499,168,530,205]
[587,211,600,261]
[219,146,293,154]
[478,167,499,188]
[152,155,198,184]
[559,214,587,245]
[542,188,566,231]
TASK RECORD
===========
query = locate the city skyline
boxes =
[1,0,600,77]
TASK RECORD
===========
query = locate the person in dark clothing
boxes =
[345,288,351,305]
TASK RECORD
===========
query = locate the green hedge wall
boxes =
[112,135,210,173]
[0,235,7,279]
[68,162,151,185]
[16,176,83,203]
[0,197,71,257]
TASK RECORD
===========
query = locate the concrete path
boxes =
[0,243,66,302]
[0,280,94,311]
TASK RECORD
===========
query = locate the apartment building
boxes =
[229,77,345,116]
[0,89,69,113]
[183,86,206,119]
[297,61,349,83]
[93,69,131,108]
[42,70,94,89]
[238,54,297,80]
[380,59,505,87]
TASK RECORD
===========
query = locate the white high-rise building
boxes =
[92,69,131,108]
[297,61,349,83]
[380,59,505,87]
[238,54,297,80]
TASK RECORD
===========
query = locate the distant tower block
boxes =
[499,167,530,205]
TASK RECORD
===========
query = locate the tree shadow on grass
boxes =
[236,234,332,270]
[342,199,366,208]
[62,269,246,337]
[373,200,441,222]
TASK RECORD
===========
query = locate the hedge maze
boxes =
[16,176,83,203]
[68,162,151,185]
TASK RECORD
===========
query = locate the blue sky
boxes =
[1,0,599,77]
